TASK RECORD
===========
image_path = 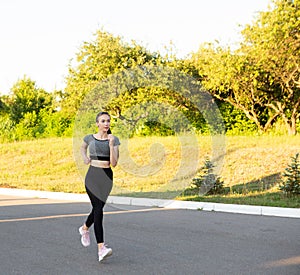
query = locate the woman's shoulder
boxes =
[113,135,121,146]
[83,134,94,144]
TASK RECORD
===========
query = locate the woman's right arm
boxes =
[80,142,91,165]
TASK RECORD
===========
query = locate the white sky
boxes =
[0,0,271,95]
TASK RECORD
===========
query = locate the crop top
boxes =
[83,134,121,161]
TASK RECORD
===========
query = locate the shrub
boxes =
[13,111,40,140]
[279,153,300,196]
[0,114,15,142]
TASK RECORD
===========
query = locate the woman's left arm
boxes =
[108,135,119,167]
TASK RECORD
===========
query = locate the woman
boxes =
[79,111,120,262]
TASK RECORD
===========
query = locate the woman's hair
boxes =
[96,111,110,122]
[96,111,112,134]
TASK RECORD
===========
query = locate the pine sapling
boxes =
[279,153,300,196]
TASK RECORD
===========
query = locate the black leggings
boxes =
[84,166,113,244]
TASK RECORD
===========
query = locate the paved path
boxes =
[0,194,299,275]
[1,187,299,218]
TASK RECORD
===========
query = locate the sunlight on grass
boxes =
[113,135,212,195]
[0,135,299,206]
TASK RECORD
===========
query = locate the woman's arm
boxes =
[108,135,119,167]
[110,145,119,167]
[80,142,91,165]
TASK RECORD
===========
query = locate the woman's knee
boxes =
[93,202,105,214]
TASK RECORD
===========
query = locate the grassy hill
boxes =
[0,135,299,207]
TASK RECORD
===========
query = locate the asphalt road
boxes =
[0,194,299,275]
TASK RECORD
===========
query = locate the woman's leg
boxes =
[85,187,106,244]
[83,167,113,261]
[85,207,94,229]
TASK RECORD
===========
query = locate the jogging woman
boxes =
[79,111,120,262]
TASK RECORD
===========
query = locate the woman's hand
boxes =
[108,134,119,167]
[84,156,91,165]
[108,134,115,147]
[81,142,90,165]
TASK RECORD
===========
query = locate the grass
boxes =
[0,135,299,207]
[179,190,300,208]
[0,137,84,193]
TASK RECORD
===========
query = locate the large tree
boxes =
[241,0,300,135]
[63,30,212,134]
[191,0,300,134]
[62,30,163,116]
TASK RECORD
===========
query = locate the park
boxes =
[0,0,299,274]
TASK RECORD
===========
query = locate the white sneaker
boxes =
[98,245,112,262]
[78,226,90,247]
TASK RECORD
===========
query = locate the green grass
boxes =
[0,135,299,207]
[180,192,300,208]
[0,137,84,193]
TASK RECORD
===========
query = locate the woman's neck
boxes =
[95,131,108,139]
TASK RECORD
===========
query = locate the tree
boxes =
[241,0,300,135]
[280,153,300,196]
[65,30,226,137]
[191,44,276,132]
[190,0,300,134]
[9,77,53,124]
[62,30,163,116]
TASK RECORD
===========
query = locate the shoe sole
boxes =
[99,250,112,262]
[78,227,90,247]
[105,250,113,258]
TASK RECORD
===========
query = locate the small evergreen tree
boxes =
[279,153,300,196]
[191,158,225,195]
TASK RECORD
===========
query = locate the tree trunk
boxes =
[285,116,297,136]
[288,118,297,135]
[222,97,265,131]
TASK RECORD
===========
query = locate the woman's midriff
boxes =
[90,159,110,168]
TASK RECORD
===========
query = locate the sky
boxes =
[0,0,271,95]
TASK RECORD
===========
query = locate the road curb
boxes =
[0,187,299,218]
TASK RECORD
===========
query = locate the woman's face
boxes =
[97,114,110,132]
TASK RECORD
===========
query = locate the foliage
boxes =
[63,30,224,137]
[0,77,74,141]
[190,158,225,195]
[241,0,300,135]
[190,0,300,135]
[9,77,53,124]
[217,100,258,134]
[279,153,300,196]
[62,30,163,116]
[3,1,300,140]
[190,44,276,133]
[0,95,10,115]
[38,109,74,138]
[0,114,14,142]
[13,111,41,139]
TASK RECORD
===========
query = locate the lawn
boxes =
[0,135,299,207]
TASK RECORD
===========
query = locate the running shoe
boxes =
[98,245,112,262]
[78,226,90,247]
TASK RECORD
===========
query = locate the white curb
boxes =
[0,188,89,202]
[0,188,299,218]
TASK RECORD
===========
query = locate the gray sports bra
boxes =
[83,134,120,161]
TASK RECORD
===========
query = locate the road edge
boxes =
[0,187,299,218]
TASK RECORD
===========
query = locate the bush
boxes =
[39,110,74,137]
[13,111,40,140]
[0,114,15,142]
[279,153,300,196]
